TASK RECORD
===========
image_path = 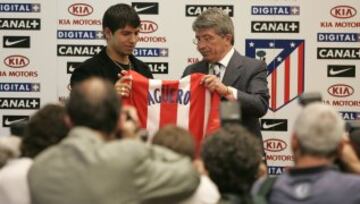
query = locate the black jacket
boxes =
[70,47,153,87]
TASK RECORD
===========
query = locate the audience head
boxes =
[66,77,121,136]
[0,136,21,168]
[202,124,261,195]
[152,125,195,160]
[102,3,140,33]
[293,102,345,157]
[21,104,69,158]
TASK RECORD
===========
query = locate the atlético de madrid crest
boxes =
[246,39,305,112]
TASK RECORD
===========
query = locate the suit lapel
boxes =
[222,50,244,86]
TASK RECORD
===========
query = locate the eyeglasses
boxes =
[193,35,217,45]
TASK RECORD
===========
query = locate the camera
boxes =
[220,101,241,125]
[298,92,322,106]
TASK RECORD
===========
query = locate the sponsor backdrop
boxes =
[1,0,359,174]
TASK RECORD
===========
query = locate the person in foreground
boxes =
[0,104,69,204]
[70,3,153,96]
[202,124,262,204]
[182,8,269,138]
[152,125,220,204]
[252,103,360,204]
[28,78,199,204]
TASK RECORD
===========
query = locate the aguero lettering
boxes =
[148,86,190,106]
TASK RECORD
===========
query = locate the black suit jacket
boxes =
[70,47,153,87]
[182,50,269,138]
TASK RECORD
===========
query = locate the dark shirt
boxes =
[252,165,360,204]
[70,47,153,87]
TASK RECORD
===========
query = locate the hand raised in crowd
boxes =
[115,70,132,97]
[339,134,360,174]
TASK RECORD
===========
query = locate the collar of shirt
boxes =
[218,47,235,68]
[208,47,234,80]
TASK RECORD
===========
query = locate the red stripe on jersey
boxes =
[284,57,290,103]
[298,42,304,95]
[159,80,179,127]
[123,71,149,129]
[189,74,206,152]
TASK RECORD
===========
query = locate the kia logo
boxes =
[68,3,93,16]
[263,139,287,152]
[327,84,354,97]
[330,5,356,19]
[140,20,158,33]
[4,55,29,68]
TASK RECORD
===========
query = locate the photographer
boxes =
[338,122,360,174]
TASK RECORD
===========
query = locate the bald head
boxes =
[66,77,121,134]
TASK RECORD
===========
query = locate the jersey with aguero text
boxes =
[123,71,221,152]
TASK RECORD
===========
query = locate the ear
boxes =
[64,115,73,129]
[337,133,349,156]
[103,27,112,41]
[224,34,233,44]
[291,133,300,154]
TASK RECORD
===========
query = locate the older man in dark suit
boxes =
[182,8,269,138]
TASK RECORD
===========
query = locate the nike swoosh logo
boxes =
[329,67,353,76]
[5,38,27,46]
[68,65,76,72]
[4,118,26,126]
[262,121,284,129]
[133,5,155,13]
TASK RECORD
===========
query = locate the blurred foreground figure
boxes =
[0,104,69,204]
[252,103,360,204]
[29,78,199,204]
[202,124,262,204]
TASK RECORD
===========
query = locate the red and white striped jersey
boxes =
[123,71,220,151]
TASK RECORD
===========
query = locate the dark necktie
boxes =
[211,63,221,78]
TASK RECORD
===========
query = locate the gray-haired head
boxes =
[0,136,21,168]
[192,8,234,45]
[293,103,345,157]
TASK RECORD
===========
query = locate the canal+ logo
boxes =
[68,3,93,16]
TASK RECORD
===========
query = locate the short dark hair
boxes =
[202,124,261,196]
[152,125,195,160]
[21,104,69,158]
[66,77,121,134]
[102,3,140,33]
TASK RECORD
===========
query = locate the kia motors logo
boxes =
[140,20,158,33]
[331,5,356,19]
[263,138,287,152]
[4,55,29,68]
[68,3,93,16]
[327,84,354,97]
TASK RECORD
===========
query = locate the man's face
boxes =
[195,28,231,63]
[106,25,140,57]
